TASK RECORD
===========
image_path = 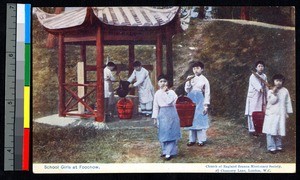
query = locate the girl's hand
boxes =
[128,84,134,88]
[259,89,263,93]
[162,85,168,92]
[153,119,157,125]
[272,86,278,94]
[187,75,194,80]
[203,106,208,115]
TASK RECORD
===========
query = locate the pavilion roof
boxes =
[35,7,180,30]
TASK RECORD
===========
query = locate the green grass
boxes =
[33,116,296,164]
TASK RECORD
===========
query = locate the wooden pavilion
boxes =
[35,7,182,122]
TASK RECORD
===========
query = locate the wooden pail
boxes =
[117,98,134,119]
[252,111,265,133]
[176,96,196,127]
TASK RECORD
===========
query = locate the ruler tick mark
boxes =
[5,3,19,171]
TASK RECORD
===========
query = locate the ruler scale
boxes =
[5,3,17,171]
[4,3,31,171]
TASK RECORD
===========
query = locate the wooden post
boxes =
[156,32,163,89]
[96,26,105,122]
[240,6,250,20]
[77,45,87,114]
[166,28,173,87]
[128,44,135,77]
[77,62,85,113]
[290,6,295,26]
[80,45,87,92]
[128,44,135,95]
[58,33,66,116]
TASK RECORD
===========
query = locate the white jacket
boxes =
[104,67,116,98]
[127,67,154,103]
[184,74,210,105]
[245,73,268,115]
[262,87,293,136]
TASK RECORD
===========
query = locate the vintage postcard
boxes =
[28,6,296,174]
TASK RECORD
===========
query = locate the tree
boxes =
[197,6,205,19]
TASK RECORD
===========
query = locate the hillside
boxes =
[172,19,295,120]
[32,18,295,129]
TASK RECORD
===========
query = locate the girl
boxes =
[128,61,155,117]
[185,61,210,146]
[245,61,268,135]
[262,74,293,154]
[104,62,117,116]
[152,74,181,160]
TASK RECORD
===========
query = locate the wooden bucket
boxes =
[176,96,196,127]
[116,98,134,119]
[252,111,265,133]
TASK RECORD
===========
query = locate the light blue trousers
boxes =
[247,115,255,132]
[140,101,153,114]
[266,134,282,151]
[160,140,178,156]
[189,129,207,143]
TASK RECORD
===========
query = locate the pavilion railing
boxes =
[62,83,97,118]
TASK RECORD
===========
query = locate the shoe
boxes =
[197,142,205,146]
[160,154,166,157]
[268,150,277,154]
[277,148,284,152]
[165,155,172,161]
[105,112,113,117]
[145,114,151,117]
[252,132,259,136]
[187,142,196,146]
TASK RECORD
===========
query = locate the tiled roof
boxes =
[35,7,179,30]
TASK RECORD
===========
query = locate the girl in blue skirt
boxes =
[185,61,211,146]
[152,74,181,160]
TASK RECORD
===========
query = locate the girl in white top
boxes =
[104,62,117,116]
[152,74,181,160]
[185,61,210,147]
[128,61,154,116]
[262,74,293,154]
[245,61,268,134]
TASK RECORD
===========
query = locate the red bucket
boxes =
[252,111,265,134]
[176,96,196,127]
[117,98,134,119]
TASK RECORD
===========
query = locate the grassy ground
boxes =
[33,116,296,164]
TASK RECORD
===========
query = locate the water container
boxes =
[117,98,134,119]
[252,111,265,133]
[116,81,131,98]
[176,96,196,127]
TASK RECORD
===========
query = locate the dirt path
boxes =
[214,19,295,30]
